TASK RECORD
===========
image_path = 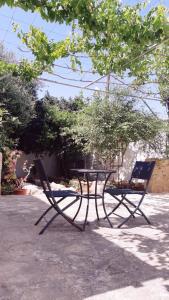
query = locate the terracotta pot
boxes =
[14,188,30,195]
[116,181,131,189]
[132,183,144,191]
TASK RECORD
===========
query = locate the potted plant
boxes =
[1,148,33,195]
[14,160,33,195]
[1,148,21,195]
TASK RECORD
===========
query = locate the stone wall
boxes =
[147,159,169,193]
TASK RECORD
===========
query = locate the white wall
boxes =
[118,142,164,180]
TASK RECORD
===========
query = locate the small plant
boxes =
[15,160,33,190]
[1,148,33,194]
[1,148,21,194]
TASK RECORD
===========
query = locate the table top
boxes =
[70,168,116,174]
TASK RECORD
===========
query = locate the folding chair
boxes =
[34,159,83,234]
[104,161,155,228]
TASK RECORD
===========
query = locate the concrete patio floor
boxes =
[0,192,169,300]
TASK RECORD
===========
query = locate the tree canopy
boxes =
[19,94,86,155]
[0,44,38,151]
[70,92,163,167]
[0,0,169,84]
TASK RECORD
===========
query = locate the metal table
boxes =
[70,169,116,230]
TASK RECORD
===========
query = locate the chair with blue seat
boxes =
[104,161,155,228]
[34,159,83,234]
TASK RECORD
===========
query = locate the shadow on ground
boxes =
[0,193,169,299]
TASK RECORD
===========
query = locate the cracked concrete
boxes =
[0,193,169,300]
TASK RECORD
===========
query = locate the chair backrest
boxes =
[34,159,52,193]
[130,161,155,187]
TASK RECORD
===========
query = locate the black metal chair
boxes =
[34,159,83,234]
[104,161,155,228]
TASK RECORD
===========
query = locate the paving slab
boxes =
[0,193,169,300]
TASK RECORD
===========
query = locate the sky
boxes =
[0,0,169,118]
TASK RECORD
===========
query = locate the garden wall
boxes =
[16,143,162,180]
[16,142,167,193]
[16,152,85,179]
[16,153,59,179]
[147,159,169,193]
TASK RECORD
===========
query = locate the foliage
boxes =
[19,94,85,156]
[0,1,168,82]
[1,148,21,194]
[0,42,15,62]
[18,94,85,175]
[41,92,87,111]
[0,75,38,150]
[0,40,44,80]
[0,44,38,151]
[0,101,19,151]
[0,44,39,191]
[70,93,163,167]
[0,76,36,121]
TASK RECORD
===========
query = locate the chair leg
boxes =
[118,195,151,228]
[35,196,67,226]
[104,195,135,219]
[102,194,113,228]
[38,198,83,234]
[72,197,82,221]
[39,212,59,234]
[54,206,83,232]
[34,205,53,225]
[123,196,151,225]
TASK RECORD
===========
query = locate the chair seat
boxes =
[105,187,145,195]
[45,190,80,198]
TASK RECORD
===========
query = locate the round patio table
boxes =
[70,168,116,230]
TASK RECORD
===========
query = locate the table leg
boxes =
[102,193,113,228]
[83,198,90,231]
[95,173,100,220]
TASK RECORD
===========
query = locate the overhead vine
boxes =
[0,0,169,84]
